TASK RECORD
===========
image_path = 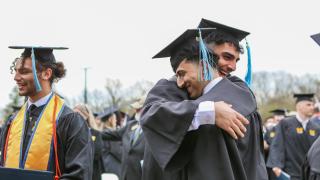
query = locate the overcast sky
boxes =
[0,0,319,111]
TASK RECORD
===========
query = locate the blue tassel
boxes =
[198,29,214,81]
[244,39,252,86]
[31,48,42,92]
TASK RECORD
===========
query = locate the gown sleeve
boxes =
[140,79,199,170]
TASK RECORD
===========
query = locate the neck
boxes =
[297,112,310,121]
[29,88,51,103]
[213,69,221,79]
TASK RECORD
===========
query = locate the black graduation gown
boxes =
[267,116,320,180]
[101,129,122,177]
[91,129,104,180]
[264,126,277,180]
[141,77,268,180]
[264,126,276,146]
[312,116,320,126]
[302,136,320,180]
[101,120,145,180]
[0,104,94,180]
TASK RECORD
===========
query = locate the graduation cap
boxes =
[153,28,217,81]
[97,106,118,122]
[198,18,252,86]
[293,93,314,103]
[311,33,320,46]
[269,108,287,116]
[197,18,250,41]
[93,112,99,118]
[9,46,68,92]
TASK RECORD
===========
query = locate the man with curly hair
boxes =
[0,46,93,180]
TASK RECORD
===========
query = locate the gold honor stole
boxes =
[5,94,65,171]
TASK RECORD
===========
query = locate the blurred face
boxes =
[176,59,208,99]
[208,42,240,76]
[13,58,37,97]
[273,115,285,123]
[297,101,315,118]
[107,114,117,128]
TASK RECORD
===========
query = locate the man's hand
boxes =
[272,167,282,177]
[214,101,249,139]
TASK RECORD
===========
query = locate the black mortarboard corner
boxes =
[311,33,320,46]
[269,108,287,116]
[9,46,68,92]
[98,106,118,122]
[198,18,252,86]
[93,112,99,118]
[294,93,315,103]
[153,28,217,81]
[0,167,53,180]
[197,18,250,41]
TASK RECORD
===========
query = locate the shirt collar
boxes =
[296,114,310,130]
[27,92,53,109]
[203,77,223,95]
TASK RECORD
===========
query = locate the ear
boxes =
[40,68,53,81]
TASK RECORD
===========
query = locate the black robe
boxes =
[101,120,145,180]
[0,104,93,180]
[141,77,268,180]
[264,126,277,180]
[90,129,104,180]
[101,131,122,177]
[267,116,320,180]
[302,136,320,180]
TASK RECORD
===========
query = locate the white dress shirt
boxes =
[189,77,223,131]
[27,92,53,109]
[296,114,310,130]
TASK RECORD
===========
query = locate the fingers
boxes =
[230,122,245,138]
[227,127,238,139]
[233,117,247,134]
[236,112,249,125]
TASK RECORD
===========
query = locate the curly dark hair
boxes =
[205,31,244,54]
[10,56,67,85]
[169,31,243,73]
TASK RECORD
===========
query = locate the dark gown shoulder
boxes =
[195,77,257,117]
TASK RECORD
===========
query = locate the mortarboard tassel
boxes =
[244,39,252,86]
[198,29,214,81]
[31,47,42,92]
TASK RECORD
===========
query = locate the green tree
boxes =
[1,86,24,121]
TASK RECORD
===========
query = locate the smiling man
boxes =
[141,19,267,180]
[0,46,93,180]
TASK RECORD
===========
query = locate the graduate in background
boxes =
[101,96,146,180]
[74,104,104,180]
[0,46,93,179]
[98,107,122,177]
[264,108,287,150]
[264,108,287,180]
[267,93,320,180]
[301,32,320,180]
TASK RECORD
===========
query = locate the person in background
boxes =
[267,93,320,180]
[98,107,122,178]
[74,104,104,180]
[101,96,146,180]
[264,109,287,180]
[301,32,320,180]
